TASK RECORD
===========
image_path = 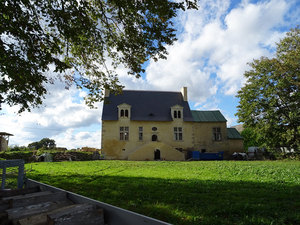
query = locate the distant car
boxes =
[232,152,248,160]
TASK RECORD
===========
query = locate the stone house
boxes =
[101,87,243,160]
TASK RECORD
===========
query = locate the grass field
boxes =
[25,161,300,225]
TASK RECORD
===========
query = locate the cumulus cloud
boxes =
[1,80,102,148]
[145,0,292,103]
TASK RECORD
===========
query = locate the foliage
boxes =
[0,0,197,112]
[0,151,35,162]
[0,149,99,162]
[28,138,56,150]
[236,27,300,153]
[26,160,300,225]
[7,145,30,151]
[240,127,263,150]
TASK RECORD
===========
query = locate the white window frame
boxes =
[120,126,129,141]
[174,127,183,141]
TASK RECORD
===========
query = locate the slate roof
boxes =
[102,90,194,121]
[227,128,243,139]
[191,110,227,122]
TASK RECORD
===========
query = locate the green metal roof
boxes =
[227,128,243,139]
[191,110,227,122]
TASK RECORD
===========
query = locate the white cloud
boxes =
[1,80,102,148]
[145,0,291,105]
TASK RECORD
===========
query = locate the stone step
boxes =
[0,199,9,212]
[4,191,67,208]
[47,204,104,225]
[17,212,49,225]
[0,187,40,198]
[6,200,73,221]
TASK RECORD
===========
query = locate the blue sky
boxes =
[1,0,299,149]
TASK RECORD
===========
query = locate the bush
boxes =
[0,151,34,162]
[7,146,31,151]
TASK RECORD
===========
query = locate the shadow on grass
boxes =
[27,173,300,225]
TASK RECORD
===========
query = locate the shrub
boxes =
[7,146,31,151]
[0,151,34,162]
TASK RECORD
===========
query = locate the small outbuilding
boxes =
[0,132,13,151]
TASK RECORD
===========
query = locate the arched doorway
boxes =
[152,134,157,141]
[154,149,161,160]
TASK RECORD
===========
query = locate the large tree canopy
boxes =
[28,138,56,150]
[0,0,197,112]
[236,27,300,153]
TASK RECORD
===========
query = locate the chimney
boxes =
[181,87,187,101]
[104,88,110,97]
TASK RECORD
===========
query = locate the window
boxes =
[120,109,128,118]
[174,127,183,141]
[213,127,222,141]
[178,111,181,118]
[138,127,143,141]
[118,104,131,119]
[173,110,182,119]
[171,105,183,120]
[152,134,158,141]
[120,127,129,141]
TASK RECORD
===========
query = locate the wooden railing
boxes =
[0,159,25,189]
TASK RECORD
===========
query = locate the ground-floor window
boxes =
[174,127,183,141]
[120,126,129,140]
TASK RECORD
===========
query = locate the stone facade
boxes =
[101,88,243,160]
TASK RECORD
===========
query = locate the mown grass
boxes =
[25,161,300,225]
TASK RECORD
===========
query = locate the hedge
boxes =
[0,150,101,162]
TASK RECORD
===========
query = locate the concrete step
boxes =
[0,187,40,198]
[4,191,67,208]
[6,200,73,222]
[47,204,104,225]
[0,188,105,225]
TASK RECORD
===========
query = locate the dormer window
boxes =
[171,105,183,120]
[117,103,131,119]
[120,109,129,118]
[173,110,181,119]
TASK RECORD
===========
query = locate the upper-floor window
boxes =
[118,103,131,119]
[174,127,183,141]
[120,109,129,118]
[120,126,129,141]
[213,127,222,141]
[138,127,143,141]
[152,134,158,141]
[171,105,183,120]
[173,110,181,119]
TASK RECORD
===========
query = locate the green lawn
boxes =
[25,161,300,225]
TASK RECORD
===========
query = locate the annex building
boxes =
[101,87,243,160]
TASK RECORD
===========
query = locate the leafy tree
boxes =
[240,127,263,151]
[236,27,300,153]
[0,0,197,112]
[28,138,56,150]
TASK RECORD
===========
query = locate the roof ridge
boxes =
[122,89,180,93]
[191,110,221,112]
